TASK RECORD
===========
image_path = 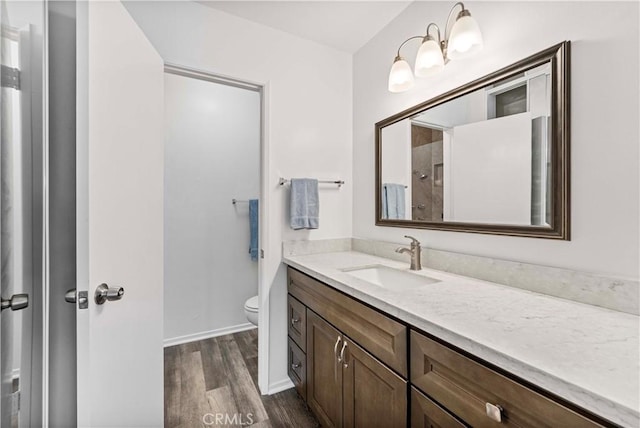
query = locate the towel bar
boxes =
[232,198,254,204]
[279,177,344,187]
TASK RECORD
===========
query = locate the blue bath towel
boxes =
[382,183,406,219]
[290,178,319,230]
[249,199,259,261]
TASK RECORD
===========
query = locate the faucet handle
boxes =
[404,235,421,246]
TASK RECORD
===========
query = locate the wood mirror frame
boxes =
[375,41,570,240]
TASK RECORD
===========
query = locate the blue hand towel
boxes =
[249,199,259,261]
[290,178,319,230]
[382,183,405,219]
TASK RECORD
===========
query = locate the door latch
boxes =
[65,289,89,309]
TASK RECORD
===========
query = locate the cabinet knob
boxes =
[291,362,301,370]
[291,317,300,326]
[485,403,503,422]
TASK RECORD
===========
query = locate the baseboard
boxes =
[164,323,256,347]
[267,377,294,395]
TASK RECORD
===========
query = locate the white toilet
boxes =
[244,295,259,326]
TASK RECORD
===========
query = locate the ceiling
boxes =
[197,1,412,53]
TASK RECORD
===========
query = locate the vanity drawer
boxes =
[288,295,306,351]
[288,267,407,377]
[410,331,605,428]
[287,337,306,401]
[411,387,466,428]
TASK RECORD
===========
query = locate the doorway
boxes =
[163,65,261,346]
[163,65,273,424]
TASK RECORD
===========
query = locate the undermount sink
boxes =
[341,264,440,291]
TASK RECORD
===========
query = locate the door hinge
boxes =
[260,249,264,259]
[1,65,20,90]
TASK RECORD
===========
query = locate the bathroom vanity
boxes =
[283,250,639,428]
[288,267,407,427]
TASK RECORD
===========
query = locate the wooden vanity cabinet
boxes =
[306,310,343,427]
[288,295,306,350]
[288,267,407,376]
[410,331,605,428]
[286,267,614,428]
[306,310,407,428]
[287,337,307,401]
[342,335,407,428]
[288,268,408,427]
[411,387,466,428]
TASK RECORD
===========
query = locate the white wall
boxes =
[164,72,260,343]
[124,1,353,391]
[354,1,639,280]
[414,88,486,128]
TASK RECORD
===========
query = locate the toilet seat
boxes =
[244,295,259,312]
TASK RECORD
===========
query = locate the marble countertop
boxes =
[283,251,640,427]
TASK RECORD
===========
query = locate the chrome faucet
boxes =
[396,235,422,271]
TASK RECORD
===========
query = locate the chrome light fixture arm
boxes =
[443,2,467,42]
[425,22,447,61]
[394,35,425,61]
[425,23,442,44]
[388,35,425,92]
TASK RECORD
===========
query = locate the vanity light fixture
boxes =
[388,2,483,93]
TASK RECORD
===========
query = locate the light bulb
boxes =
[447,12,483,60]
[388,57,415,93]
[415,37,445,77]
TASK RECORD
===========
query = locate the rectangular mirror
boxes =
[376,42,570,239]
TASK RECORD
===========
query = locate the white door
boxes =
[76,1,164,426]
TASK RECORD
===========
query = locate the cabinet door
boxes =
[342,338,407,428]
[307,310,343,427]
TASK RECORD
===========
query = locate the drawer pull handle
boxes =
[341,341,350,368]
[333,336,342,359]
[333,336,342,383]
[291,317,300,326]
[291,362,301,370]
[485,403,503,423]
[338,341,347,364]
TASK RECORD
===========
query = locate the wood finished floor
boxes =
[164,329,319,427]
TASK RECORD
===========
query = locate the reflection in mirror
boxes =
[382,63,551,225]
[377,42,569,239]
